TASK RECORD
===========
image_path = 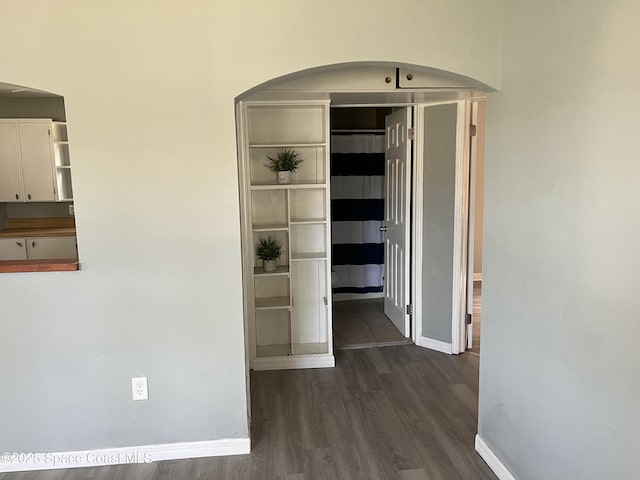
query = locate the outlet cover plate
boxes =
[132,376,148,401]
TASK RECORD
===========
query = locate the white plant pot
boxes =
[263,259,277,272]
[277,171,292,184]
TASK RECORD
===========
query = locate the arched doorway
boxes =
[235,62,489,422]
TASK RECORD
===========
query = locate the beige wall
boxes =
[0,0,502,453]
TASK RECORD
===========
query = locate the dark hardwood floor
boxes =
[333,298,412,349]
[1,346,495,480]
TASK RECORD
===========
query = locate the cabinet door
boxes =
[18,121,56,202]
[26,236,77,259]
[0,238,28,260]
[0,122,24,202]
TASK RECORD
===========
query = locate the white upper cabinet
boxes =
[0,122,23,202]
[17,121,56,201]
[0,119,73,202]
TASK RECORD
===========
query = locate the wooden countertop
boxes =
[0,259,79,273]
[0,226,76,238]
[0,217,76,238]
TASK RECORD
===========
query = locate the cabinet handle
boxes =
[16,242,22,247]
[27,194,32,200]
[15,194,19,200]
[379,225,388,232]
[406,73,413,81]
[32,241,36,248]
[385,76,392,84]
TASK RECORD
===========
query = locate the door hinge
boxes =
[406,304,413,315]
[408,128,414,141]
[466,313,473,325]
[470,124,477,137]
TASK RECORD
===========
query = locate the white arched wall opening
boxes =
[236,61,491,423]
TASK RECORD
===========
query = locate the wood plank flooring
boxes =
[0,345,495,480]
[333,298,411,349]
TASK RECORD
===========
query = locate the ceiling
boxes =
[0,82,60,98]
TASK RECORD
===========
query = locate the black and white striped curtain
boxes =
[331,134,385,294]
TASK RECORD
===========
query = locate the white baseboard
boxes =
[475,435,516,480]
[332,292,384,302]
[473,273,483,282]
[0,438,250,473]
[252,354,335,371]
[416,336,452,354]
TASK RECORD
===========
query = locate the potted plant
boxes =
[256,236,282,272]
[266,148,303,184]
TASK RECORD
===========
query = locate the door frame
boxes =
[331,99,474,353]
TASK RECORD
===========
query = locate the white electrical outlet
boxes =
[131,376,148,401]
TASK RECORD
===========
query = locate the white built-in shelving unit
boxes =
[238,100,334,371]
[52,121,73,201]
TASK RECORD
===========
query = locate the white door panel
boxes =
[383,108,411,336]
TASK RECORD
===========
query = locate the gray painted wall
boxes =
[421,103,457,343]
[0,0,502,457]
[479,1,640,479]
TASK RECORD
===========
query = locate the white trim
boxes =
[465,101,478,350]
[473,272,482,282]
[236,101,253,423]
[0,438,250,473]
[411,104,425,344]
[475,435,517,480]
[252,354,335,371]
[451,101,470,354]
[415,336,453,354]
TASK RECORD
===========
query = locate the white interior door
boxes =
[383,108,411,336]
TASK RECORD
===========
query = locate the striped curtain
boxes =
[331,134,385,294]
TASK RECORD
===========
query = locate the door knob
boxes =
[379,226,388,232]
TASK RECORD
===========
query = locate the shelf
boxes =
[291,252,327,261]
[290,218,327,224]
[256,344,292,358]
[252,223,288,232]
[249,143,326,148]
[255,296,291,310]
[254,266,289,276]
[250,183,327,190]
